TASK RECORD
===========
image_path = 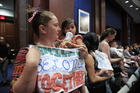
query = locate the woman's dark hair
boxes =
[61,18,77,36]
[100,28,117,42]
[27,8,55,37]
[83,32,99,52]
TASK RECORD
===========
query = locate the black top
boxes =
[0,43,9,58]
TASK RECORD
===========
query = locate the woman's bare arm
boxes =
[101,43,122,64]
[12,47,40,93]
[84,54,113,83]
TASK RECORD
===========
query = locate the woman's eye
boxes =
[54,24,58,27]
[66,27,69,30]
[71,26,74,29]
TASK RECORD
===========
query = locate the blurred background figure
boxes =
[0,36,11,86]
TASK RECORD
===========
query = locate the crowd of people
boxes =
[0,7,139,93]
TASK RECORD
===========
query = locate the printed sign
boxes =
[35,46,85,93]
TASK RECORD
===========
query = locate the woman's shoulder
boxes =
[100,40,108,44]
[100,41,109,47]
[14,46,29,64]
[18,47,29,53]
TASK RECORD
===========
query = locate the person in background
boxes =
[99,28,124,93]
[110,41,124,58]
[132,43,140,57]
[129,45,135,55]
[123,45,139,68]
[0,36,10,86]
[109,41,130,85]
[83,32,114,93]
[99,28,123,64]
[138,43,140,50]
[124,45,135,59]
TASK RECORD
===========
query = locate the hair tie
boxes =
[28,7,40,22]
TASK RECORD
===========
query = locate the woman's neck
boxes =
[59,35,65,40]
[36,38,55,47]
[104,38,109,43]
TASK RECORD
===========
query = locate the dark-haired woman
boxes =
[83,32,114,93]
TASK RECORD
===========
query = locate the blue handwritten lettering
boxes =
[62,60,70,71]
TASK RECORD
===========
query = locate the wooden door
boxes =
[0,21,19,51]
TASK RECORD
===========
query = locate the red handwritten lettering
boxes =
[76,71,85,86]
[42,74,50,93]
[38,71,85,92]
[51,73,62,91]
[63,73,73,92]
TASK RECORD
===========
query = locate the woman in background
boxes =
[0,36,10,86]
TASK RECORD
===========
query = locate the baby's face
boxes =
[64,23,76,35]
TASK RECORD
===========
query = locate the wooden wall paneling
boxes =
[131,23,140,43]
[122,13,128,45]
[100,0,106,33]
[0,22,6,36]
[0,22,1,35]
[14,0,20,50]
[130,23,135,44]
[0,21,17,49]
[135,24,140,43]
[91,0,95,33]
[94,0,101,34]
[50,0,74,26]
[40,0,49,10]
[5,23,16,49]
[0,22,4,36]
[33,0,40,7]
[5,23,15,36]
[15,0,29,49]
[28,0,33,6]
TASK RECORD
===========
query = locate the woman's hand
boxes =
[95,69,109,76]
[65,42,88,59]
[96,69,114,78]
[26,47,40,66]
[79,45,88,59]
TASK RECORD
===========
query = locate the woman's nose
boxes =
[58,27,61,32]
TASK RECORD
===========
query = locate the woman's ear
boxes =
[39,25,47,34]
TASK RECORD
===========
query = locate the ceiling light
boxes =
[130,5,133,7]
[125,1,129,3]
[0,3,3,7]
